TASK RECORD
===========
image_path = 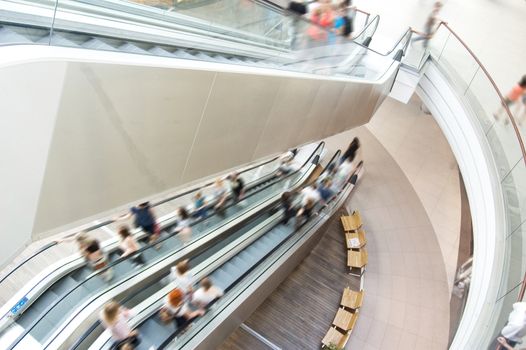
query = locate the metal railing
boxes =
[405,21,526,349]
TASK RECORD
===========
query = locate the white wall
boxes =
[0,46,397,258]
[0,61,67,264]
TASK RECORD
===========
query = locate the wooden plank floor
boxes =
[219,208,360,350]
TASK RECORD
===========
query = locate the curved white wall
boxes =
[0,45,397,265]
[417,63,506,349]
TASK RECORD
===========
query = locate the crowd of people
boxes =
[60,140,362,349]
[282,137,361,230]
[288,0,354,41]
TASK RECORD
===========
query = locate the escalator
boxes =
[89,150,351,350]
[3,143,324,350]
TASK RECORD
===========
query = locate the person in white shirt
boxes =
[100,301,139,349]
[159,288,204,328]
[300,184,321,206]
[499,302,526,348]
[170,259,194,295]
[192,277,224,308]
[117,226,144,266]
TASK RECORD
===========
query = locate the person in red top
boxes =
[494,75,526,124]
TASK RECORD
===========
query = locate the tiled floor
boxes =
[343,126,450,349]
[366,95,461,294]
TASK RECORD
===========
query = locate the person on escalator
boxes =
[228,172,245,203]
[170,259,194,296]
[281,191,297,225]
[192,191,208,220]
[340,137,360,165]
[334,4,352,38]
[318,177,335,204]
[85,238,114,282]
[191,277,224,309]
[100,301,140,350]
[212,178,229,215]
[332,157,356,191]
[174,207,193,243]
[277,154,294,177]
[117,226,144,267]
[159,288,204,329]
[300,184,321,206]
[295,197,317,229]
[115,202,160,245]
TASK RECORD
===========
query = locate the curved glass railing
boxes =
[6,143,324,349]
[404,23,526,348]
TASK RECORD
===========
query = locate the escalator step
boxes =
[148,46,175,57]
[37,34,79,47]
[49,276,79,296]
[0,27,33,44]
[118,43,149,54]
[82,38,117,51]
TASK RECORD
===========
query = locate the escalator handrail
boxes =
[0,153,283,288]
[159,155,357,350]
[72,147,334,350]
[135,150,343,350]
[8,142,324,350]
[59,146,322,350]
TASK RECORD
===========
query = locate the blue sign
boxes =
[10,297,28,315]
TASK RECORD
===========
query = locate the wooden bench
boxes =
[321,326,349,349]
[340,287,364,311]
[345,229,366,249]
[340,211,362,232]
[347,248,368,276]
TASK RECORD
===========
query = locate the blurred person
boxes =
[170,259,194,295]
[498,302,526,349]
[412,1,442,49]
[318,177,335,204]
[212,178,228,215]
[296,198,316,228]
[192,191,208,220]
[340,137,360,164]
[498,336,526,350]
[56,231,91,258]
[277,156,294,177]
[85,238,113,282]
[334,4,352,37]
[281,191,297,225]
[300,183,321,206]
[115,202,160,245]
[191,277,224,308]
[117,226,144,266]
[332,157,355,191]
[100,301,139,349]
[494,75,526,123]
[227,172,245,202]
[159,288,204,328]
[313,3,335,41]
[174,207,192,243]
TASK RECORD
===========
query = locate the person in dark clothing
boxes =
[318,178,335,204]
[115,202,159,244]
[334,5,352,37]
[281,191,297,225]
[228,172,245,202]
[340,137,360,164]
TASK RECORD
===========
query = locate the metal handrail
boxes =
[0,153,282,287]
[409,22,526,350]
[9,143,324,350]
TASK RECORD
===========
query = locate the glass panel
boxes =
[21,165,309,345]
[0,0,55,45]
[434,34,479,96]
